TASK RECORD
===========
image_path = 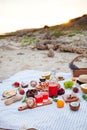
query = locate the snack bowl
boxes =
[69,102,80,111]
[26,89,38,98]
[39,77,46,82]
[77,75,87,85]
[42,73,51,79]
[80,83,87,94]
[21,83,28,88]
[30,80,37,87]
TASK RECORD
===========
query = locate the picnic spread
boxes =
[0,68,87,130]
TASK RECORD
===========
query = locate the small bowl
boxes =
[69,102,80,111]
[42,73,51,79]
[39,77,46,82]
[26,89,38,98]
[30,80,37,87]
[80,83,87,94]
[21,83,28,88]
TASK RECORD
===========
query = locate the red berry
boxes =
[19,89,25,95]
[13,82,20,88]
[73,87,79,93]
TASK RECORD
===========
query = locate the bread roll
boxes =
[4,94,23,105]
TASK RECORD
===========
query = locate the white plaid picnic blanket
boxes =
[0,70,87,130]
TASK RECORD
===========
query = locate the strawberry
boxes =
[19,89,25,95]
[13,82,20,88]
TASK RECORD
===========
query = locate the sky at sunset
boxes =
[0,0,87,34]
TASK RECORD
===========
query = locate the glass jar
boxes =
[48,70,59,97]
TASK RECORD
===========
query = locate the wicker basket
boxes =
[69,55,87,77]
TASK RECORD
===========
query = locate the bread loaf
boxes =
[4,94,23,105]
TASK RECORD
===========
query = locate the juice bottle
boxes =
[49,70,59,97]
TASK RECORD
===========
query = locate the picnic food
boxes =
[19,89,25,95]
[26,97,35,108]
[69,102,80,111]
[80,83,87,94]
[57,76,64,81]
[13,82,20,88]
[62,94,79,102]
[42,73,51,79]
[58,88,65,95]
[30,80,37,87]
[35,84,42,90]
[4,94,23,105]
[71,77,76,82]
[64,81,74,89]
[73,87,79,93]
[35,82,49,91]
[79,75,87,83]
[26,89,38,98]
[57,100,64,108]
[2,90,17,100]
[21,82,28,88]
[39,77,46,82]
[77,75,87,85]
[82,94,87,101]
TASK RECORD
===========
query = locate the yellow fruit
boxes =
[42,73,51,79]
[71,77,76,82]
[57,100,64,108]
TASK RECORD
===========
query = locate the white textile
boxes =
[0,70,87,130]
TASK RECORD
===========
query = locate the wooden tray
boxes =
[18,99,52,111]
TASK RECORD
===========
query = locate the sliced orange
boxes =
[57,100,64,108]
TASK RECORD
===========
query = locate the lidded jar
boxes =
[48,70,60,97]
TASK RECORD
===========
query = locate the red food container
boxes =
[49,82,59,97]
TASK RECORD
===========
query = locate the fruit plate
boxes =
[2,90,17,100]
[62,94,79,102]
[35,84,49,91]
[18,99,52,111]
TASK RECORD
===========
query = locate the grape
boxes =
[64,81,74,89]
[73,87,79,93]
[58,88,65,95]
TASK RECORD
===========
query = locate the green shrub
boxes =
[52,31,65,37]
[20,36,39,47]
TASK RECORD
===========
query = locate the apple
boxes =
[19,89,25,95]
[13,82,20,88]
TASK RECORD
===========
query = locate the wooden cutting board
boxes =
[18,99,52,111]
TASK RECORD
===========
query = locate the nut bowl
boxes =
[69,102,80,111]
[80,83,87,94]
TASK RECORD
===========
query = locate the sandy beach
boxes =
[0,37,79,81]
